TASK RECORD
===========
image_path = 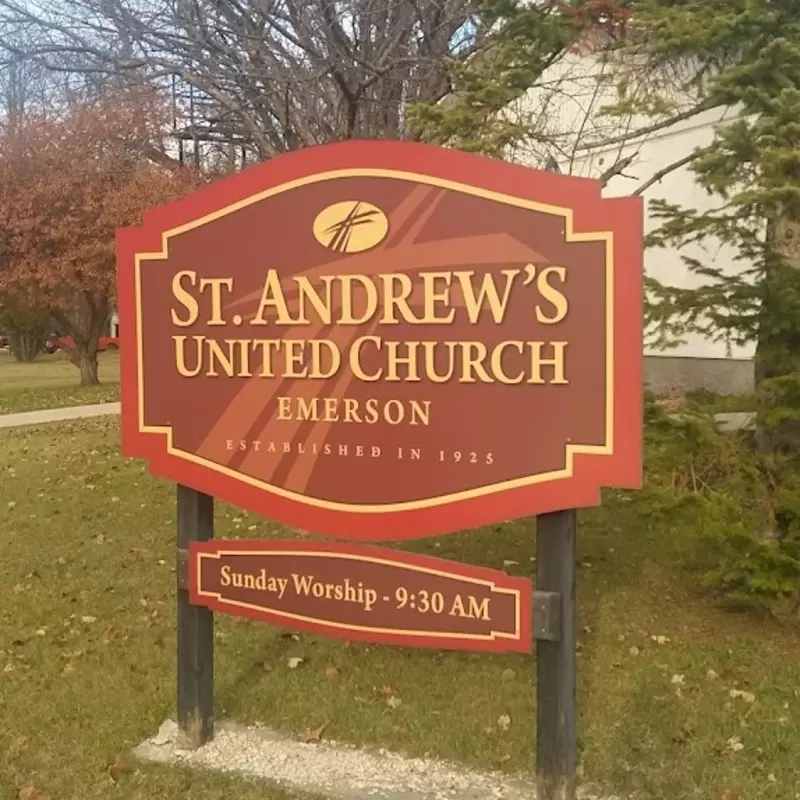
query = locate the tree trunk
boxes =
[52,291,109,386]
[755,218,800,456]
[10,330,43,362]
[752,218,800,541]
[75,345,100,385]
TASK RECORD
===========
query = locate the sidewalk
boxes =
[0,401,121,430]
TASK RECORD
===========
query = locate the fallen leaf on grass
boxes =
[376,684,396,697]
[729,689,756,704]
[672,723,694,744]
[726,736,744,753]
[301,722,328,743]
[287,657,304,669]
[628,646,640,657]
[107,757,127,783]
[497,714,511,732]
[671,674,685,686]
[324,666,339,679]
[501,668,516,681]
[720,791,739,800]
[650,635,670,645]
[386,696,402,709]
[18,786,48,800]
[8,735,28,757]
[706,669,720,680]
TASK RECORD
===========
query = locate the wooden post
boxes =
[535,510,578,800]
[176,484,214,747]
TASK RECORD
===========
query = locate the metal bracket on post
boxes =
[176,547,189,591]
[532,590,562,642]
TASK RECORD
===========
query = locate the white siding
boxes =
[509,54,755,361]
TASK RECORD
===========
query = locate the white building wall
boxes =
[508,53,756,363]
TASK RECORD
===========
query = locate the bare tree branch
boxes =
[633,151,702,196]
[598,152,637,187]
[0,0,492,158]
[575,100,718,152]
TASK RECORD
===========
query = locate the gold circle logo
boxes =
[312,200,389,254]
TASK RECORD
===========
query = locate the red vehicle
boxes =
[45,336,120,353]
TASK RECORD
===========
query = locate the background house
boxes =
[508,51,754,396]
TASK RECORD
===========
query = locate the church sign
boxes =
[117,140,642,540]
[117,140,642,799]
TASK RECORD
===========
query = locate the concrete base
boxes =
[134,719,619,800]
[644,356,754,396]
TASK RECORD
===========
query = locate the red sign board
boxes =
[117,140,642,539]
[189,540,532,653]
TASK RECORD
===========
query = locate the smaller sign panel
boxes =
[189,540,532,653]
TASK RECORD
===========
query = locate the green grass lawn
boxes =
[0,351,120,414]
[0,417,798,800]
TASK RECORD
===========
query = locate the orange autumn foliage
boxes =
[0,93,204,382]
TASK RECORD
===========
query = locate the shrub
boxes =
[633,398,800,614]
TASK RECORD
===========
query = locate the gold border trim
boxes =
[134,168,614,513]
[195,549,523,641]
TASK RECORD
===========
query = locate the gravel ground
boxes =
[134,719,618,800]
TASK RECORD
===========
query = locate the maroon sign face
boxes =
[118,140,643,539]
[189,540,532,653]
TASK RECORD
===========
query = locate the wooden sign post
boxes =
[117,140,642,797]
[176,485,214,747]
[536,510,577,799]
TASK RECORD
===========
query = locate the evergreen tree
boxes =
[408,0,633,158]
[631,0,800,461]
[416,0,799,556]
